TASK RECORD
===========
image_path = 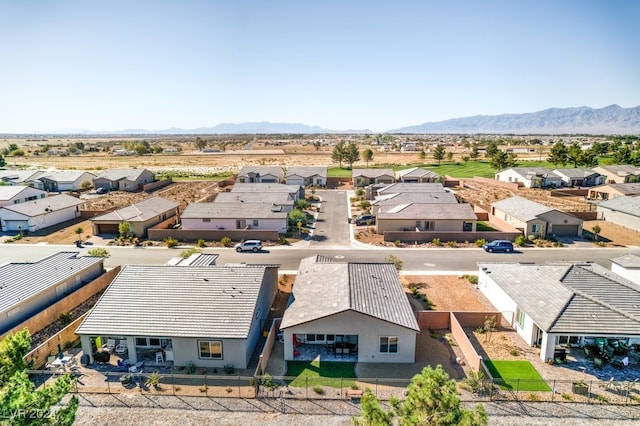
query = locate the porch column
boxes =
[80,335,94,363]
[540,332,555,362]
[126,338,137,363]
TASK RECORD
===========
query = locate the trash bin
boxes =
[80,354,90,366]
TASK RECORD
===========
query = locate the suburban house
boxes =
[0,186,47,207]
[231,183,303,202]
[90,196,179,237]
[610,254,640,286]
[593,165,640,184]
[376,203,477,234]
[370,182,448,200]
[395,167,440,183]
[551,168,603,187]
[371,191,457,216]
[93,168,155,192]
[236,166,284,184]
[0,252,104,335]
[352,168,395,187]
[494,167,562,188]
[285,166,327,187]
[587,183,640,201]
[596,196,640,232]
[491,196,583,237]
[214,191,295,212]
[37,171,97,192]
[0,194,84,232]
[477,261,640,362]
[180,200,288,233]
[280,256,419,363]
[0,170,43,186]
[76,264,278,368]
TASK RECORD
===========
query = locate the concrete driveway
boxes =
[309,189,351,248]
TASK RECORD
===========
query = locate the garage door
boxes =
[96,224,120,234]
[552,225,579,236]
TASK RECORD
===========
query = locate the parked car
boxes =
[234,240,263,252]
[354,214,376,226]
[483,240,514,253]
[95,187,109,194]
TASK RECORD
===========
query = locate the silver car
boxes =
[234,240,263,252]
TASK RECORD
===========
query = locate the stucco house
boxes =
[371,191,457,215]
[76,263,278,368]
[93,168,155,192]
[0,170,43,186]
[280,256,419,363]
[395,167,440,183]
[588,183,640,201]
[214,191,295,212]
[180,200,288,233]
[551,168,603,187]
[90,196,179,237]
[0,186,47,207]
[0,194,84,232]
[37,171,97,192]
[610,254,640,287]
[0,252,104,335]
[376,203,477,234]
[593,165,640,184]
[491,196,583,237]
[596,196,640,232]
[494,167,562,188]
[477,261,640,362]
[285,166,327,187]
[231,183,303,202]
[352,169,395,187]
[237,166,284,183]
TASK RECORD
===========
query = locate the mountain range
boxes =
[54,105,640,135]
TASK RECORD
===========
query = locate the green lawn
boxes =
[485,360,551,392]
[286,360,356,388]
[476,222,497,232]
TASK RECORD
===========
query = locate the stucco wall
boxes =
[148,228,280,242]
[383,230,521,243]
[597,206,640,232]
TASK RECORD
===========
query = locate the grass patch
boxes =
[485,360,551,392]
[327,167,354,178]
[476,221,497,232]
[286,360,356,388]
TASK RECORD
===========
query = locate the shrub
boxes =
[59,311,73,324]
[514,235,527,247]
[474,239,486,247]
[164,237,179,248]
[446,240,457,248]
[561,392,572,400]
[355,188,364,197]
[186,361,196,374]
[278,236,289,245]
[393,240,401,247]
[261,373,278,390]
[410,285,419,296]
[180,248,201,258]
[509,348,520,357]
[199,384,208,393]
[359,200,371,210]
[527,393,540,401]
[464,274,478,285]
[431,237,441,246]
[312,386,324,395]
[196,239,206,248]
[461,370,486,394]
[221,236,232,247]
[87,247,110,257]
[224,364,235,374]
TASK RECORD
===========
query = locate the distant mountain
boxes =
[390,105,640,135]
[106,122,343,135]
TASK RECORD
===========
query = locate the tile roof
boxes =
[0,185,44,200]
[281,256,419,331]
[378,203,476,220]
[491,196,552,222]
[1,194,83,216]
[237,166,283,177]
[611,254,640,269]
[396,167,440,179]
[76,265,270,338]
[286,166,327,178]
[479,262,640,335]
[373,192,457,206]
[181,201,287,219]
[95,168,151,181]
[352,168,395,178]
[90,196,178,222]
[0,252,104,314]
[377,183,447,195]
[598,196,640,217]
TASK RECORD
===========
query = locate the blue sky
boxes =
[1,0,638,133]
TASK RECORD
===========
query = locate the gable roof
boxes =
[0,185,45,201]
[598,195,640,217]
[215,191,293,206]
[91,196,178,222]
[352,168,395,178]
[237,165,284,178]
[377,183,447,195]
[378,203,476,220]
[0,194,83,216]
[76,264,270,338]
[231,183,300,195]
[0,252,103,315]
[395,167,440,179]
[595,164,640,177]
[491,196,553,222]
[611,254,640,269]
[479,262,640,335]
[281,256,419,331]
[181,201,287,219]
[552,168,599,179]
[0,170,43,184]
[286,166,327,178]
[499,167,556,179]
[38,170,96,183]
[373,192,457,206]
[95,168,152,181]
[595,183,640,196]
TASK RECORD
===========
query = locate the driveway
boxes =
[309,189,350,248]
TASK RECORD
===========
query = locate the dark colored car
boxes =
[96,187,109,194]
[354,214,376,226]
[483,240,514,253]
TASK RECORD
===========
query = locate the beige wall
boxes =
[383,230,521,243]
[377,218,474,233]
[148,228,280,242]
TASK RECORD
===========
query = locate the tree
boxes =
[354,365,487,426]
[288,209,307,227]
[432,145,445,164]
[485,140,498,158]
[87,247,110,257]
[0,154,6,168]
[419,150,426,160]
[591,224,601,242]
[362,148,374,166]
[469,143,479,160]
[0,329,79,425]
[613,145,632,164]
[331,141,346,168]
[80,180,91,190]
[579,148,599,167]
[489,150,510,170]
[547,142,568,168]
[118,221,133,239]
[384,254,403,272]
[194,137,207,151]
[74,227,83,243]
[446,152,453,162]
[344,142,361,168]
[566,142,583,168]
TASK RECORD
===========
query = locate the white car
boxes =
[234,240,263,252]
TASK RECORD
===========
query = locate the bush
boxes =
[261,373,278,390]
[59,311,73,324]
[186,361,196,374]
[164,237,179,248]
[514,235,527,247]
[446,241,457,248]
[474,239,486,247]
[196,239,206,248]
[355,188,364,197]
[393,240,401,247]
[410,285,419,296]
[509,348,520,357]
[278,236,289,245]
[312,386,324,395]
[223,364,235,374]
[431,238,441,246]
[464,274,478,285]
[561,392,572,400]
[221,236,232,247]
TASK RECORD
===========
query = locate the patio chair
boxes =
[115,340,128,356]
[105,339,116,353]
[593,356,604,369]
[45,355,57,370]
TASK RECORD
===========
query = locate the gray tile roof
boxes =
[237,166,283,178]
[181,201,287,219]
[598,196,640,217]
[377,183,446,195]
[38,170,96,182]
[1,194,83,216]
[491,196,552,222]
[396,167,440,179]
[352,168,395,178]
[501,167,555,178]
[596,165,640,177]
[479,262,640,335]
[373,192,457,206]
[90,196,178,222]
[76,265,270,338]
[215,191,293,206]
[281,256,419,331]
[286,166,327,178]
[231,183,300,195]
[611,254,640,269]
[0,170,43,184]
[0,185,42,201]
[95,168,151,181]
[600,183,640,196]
[378,203,476,220]
[552,168,599,179]
[0,252,104,314]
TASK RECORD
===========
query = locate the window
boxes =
[515,308,525,328]
[253,219,259,227]
[202,218,211,223]
[199,340,223,359]
[135,337,162,347]
[379,336,398,353]
[532,224,541,233]
[424,221,435,230]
